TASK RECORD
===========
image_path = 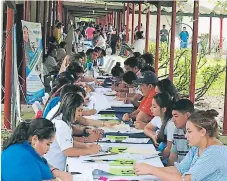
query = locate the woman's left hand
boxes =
[104,121,118,127]
[134,122,146,130]
[53,170,73,181]
[133,163,152,175]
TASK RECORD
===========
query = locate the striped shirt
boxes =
[175,146,227,181]
[171,128,189,163]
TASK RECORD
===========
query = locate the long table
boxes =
[67,86,163,181]
[67,143,163,181]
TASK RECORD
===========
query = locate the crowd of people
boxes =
[1,20,227,181]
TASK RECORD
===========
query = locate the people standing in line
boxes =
[74,29,81,53]
[132,31,145,55]
[111,29,119,55]
[160,25,169,43]
[179,27,189,48]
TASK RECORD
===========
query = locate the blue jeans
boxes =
[180,41,188,48]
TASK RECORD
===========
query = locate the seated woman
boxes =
[46,84,115,142]
[145,92,175,164]
[134,109,227,181]
[111,62,128,95]
[144,78,180,149]
[2,118,72,181]
[45,93,101,171]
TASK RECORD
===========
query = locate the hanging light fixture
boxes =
[105,3,107,11]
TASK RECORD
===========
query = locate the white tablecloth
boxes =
[67,143,163,181]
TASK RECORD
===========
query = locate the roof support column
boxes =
[119,11,122,32]
[131,3,135,44]
[58,0,63,22]
[223,56,227,135]
[219,17,223,53]
[113,11,116,27]
[4,7,14,129]
[145,6,150,53]
[126,3,130,43]
[155,3,161,76]
[105,14,108,25]
[169,1,176,81]
[208,17,212,54]
[138,3,142,31]
[52,1,56,27]
[189,0,199,103]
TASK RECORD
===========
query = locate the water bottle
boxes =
[86,62,94,78]
[32,101,43,118]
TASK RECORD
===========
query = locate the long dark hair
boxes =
[50,93,84,125]
[156,79,180,102]
[153,92,173,143]
[43,75,74,109]
[3,118,55,150]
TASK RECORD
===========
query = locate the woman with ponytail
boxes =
[134,109,227,181]
[2,118,72,181]
[144,92,175,164]
[45,93,101,171]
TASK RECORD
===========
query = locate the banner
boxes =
[21,20,44,104]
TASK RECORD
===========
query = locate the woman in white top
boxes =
[146,92,175,161]
[144,78,180,147]
[132,31,145,55]
[45,93,101,171]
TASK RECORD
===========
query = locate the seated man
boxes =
[122,71,158,129]
[168,99,195,166]
[116,71,142,108]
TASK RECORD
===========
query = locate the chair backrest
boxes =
[106,59,116,74]
[103,57,112,71]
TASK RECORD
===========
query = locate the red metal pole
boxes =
[155,4,161,76]
[58,0,63,22]
[131,3,135,44]
[138,3,142,31]
[119,11,122,32]
[105,15,108,25]
[219,18,223,52]
[169,1,176,81]
[145,7,150,53]
[112,11,115,27]
[208,17,212,54]
[223,57,227,135]
[108,14,111,24]
[189,1,199,103]
[110,14,113,25]
[24,0,27,20]
[126,3,130,43]
[26,0,30,21]
[4,8,14,129]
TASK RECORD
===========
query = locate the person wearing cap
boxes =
[122,71,158,129]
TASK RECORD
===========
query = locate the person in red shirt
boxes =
[85,24,95,40]
[122,71,158,129]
